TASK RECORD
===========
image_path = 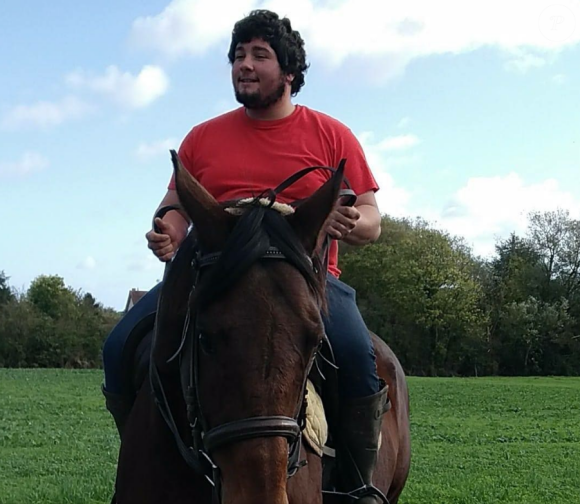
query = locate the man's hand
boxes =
[324,204,361,240]
[146,217,182,262]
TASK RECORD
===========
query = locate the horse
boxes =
[113,152,411,504]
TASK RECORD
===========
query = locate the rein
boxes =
[149,161,354,499]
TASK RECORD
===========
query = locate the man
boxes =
[103,9,386,503]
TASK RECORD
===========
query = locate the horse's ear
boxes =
[171,150,229,251]
[287,162,345,255]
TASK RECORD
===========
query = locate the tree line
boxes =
[1,208,579,375]
[0,273,118,368]
[340,209,580,376]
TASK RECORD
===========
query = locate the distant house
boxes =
[125,288,147,313]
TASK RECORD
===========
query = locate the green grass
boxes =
[1,370,579,503]
[0,369,117,504]
[404,376,580,503]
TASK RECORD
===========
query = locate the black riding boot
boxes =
[337,382,390,504]
[102,385,134,438]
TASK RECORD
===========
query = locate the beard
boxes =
[234,76,286,110]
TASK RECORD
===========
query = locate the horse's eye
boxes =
[199,332,216,355]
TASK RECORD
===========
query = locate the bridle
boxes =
[149,231,316,501]
[149,160,355,501]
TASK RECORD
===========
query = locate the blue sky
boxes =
[1,0,579,310]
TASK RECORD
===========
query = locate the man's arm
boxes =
[146,190,190,262]
[324,190,381,246]
[345,191,381,245]
[155,190,190,237]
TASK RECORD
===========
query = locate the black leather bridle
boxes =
[149,236,315,500]
[148,160,355,501]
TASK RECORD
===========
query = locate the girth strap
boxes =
[203,416,301,453]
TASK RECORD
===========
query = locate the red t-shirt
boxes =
[169,105,378,277]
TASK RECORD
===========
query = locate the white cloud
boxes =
[354,129,580,257]
[430,173,580,256]
[131,0,257,57]
[504,49,547,73]
[0,152,49,177]
[357,131,415,217]
[1,96,92,130]
[537,3,578,44]
[129,0,580,78]
[375,134,420,152]
[77,256,97,270]
[67,65,169,109]
[136,138,179,161]
[552,73,566,84]
[397,117,411,129]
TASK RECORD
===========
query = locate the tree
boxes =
[27,275,77,320]
[0,296,46,367]
[527,209,580,300]
[340,216,489,376]
[484,216,580,376]
[0,271,14,305]
[0,275,120,368]
[498,297,576,375]
[490,233,544,303]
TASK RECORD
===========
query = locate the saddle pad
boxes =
[303,380,328,457]
[302,380,383,457]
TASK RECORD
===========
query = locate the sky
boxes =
[1,0,579,310]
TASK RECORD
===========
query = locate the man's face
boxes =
[232,38,291,109]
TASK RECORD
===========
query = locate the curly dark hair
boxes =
[227,10,309,96]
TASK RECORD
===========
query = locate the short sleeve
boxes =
[334,129,379,196]
[167,128,197,190]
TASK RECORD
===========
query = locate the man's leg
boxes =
[101,283,162,436]
[322,274,389,504]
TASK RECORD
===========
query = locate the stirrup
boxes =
[322,484,390,504]
[348,484,390,504]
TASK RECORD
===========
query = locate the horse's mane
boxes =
[194,200,325,308]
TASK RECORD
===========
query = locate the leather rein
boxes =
[148,161,355,497]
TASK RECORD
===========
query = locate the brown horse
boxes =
[114,153,410,504]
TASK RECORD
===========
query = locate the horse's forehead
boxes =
[204,264,319,325]
[246,263,315,307]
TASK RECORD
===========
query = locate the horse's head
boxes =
[172,151,343,504]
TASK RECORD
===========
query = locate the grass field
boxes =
[1,370,579,504]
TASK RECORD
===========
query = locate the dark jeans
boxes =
[102,274,379,398]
